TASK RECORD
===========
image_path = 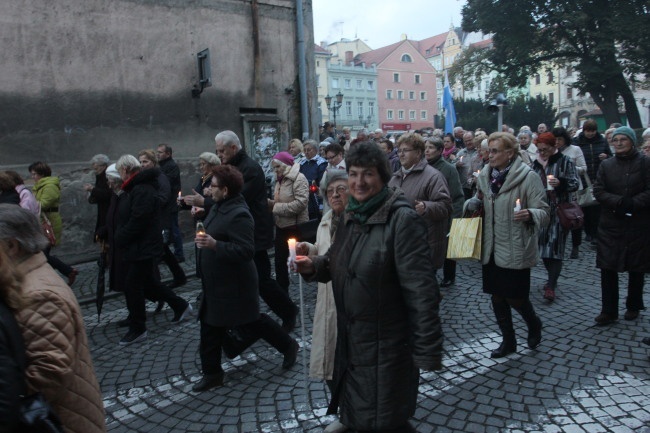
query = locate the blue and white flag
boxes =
[442,71,456,134]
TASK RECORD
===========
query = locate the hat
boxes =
[105,163,120,180]
[273,151,294,167]
[536,132,556,147]
[612,126,637,146]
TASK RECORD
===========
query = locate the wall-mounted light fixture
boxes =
[192,48,212,98]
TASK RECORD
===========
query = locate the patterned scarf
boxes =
[489,161,514,195]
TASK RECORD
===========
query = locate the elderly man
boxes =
[456,131,478,199]
[83,154,112,242]
[453,126,465,148]
[300,139,328,220]
[214,131,298,331]
[0,204,106,432]
[537,123,548,134]
[115,155,191,345]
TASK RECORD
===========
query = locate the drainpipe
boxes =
[295,0,309,140]
[252,0,261,107]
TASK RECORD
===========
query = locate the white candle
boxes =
[547,175,554,190]
[288,238,297,261]
[459,156,464,163]
[514,198,521,212]
[473,170,480,178]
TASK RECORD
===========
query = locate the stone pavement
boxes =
[69,243,650,432]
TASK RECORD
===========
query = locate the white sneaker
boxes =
[324,419,348,433]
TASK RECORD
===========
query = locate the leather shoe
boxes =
[594,312,617,325]
[624,310,639,320]
[192,372,224,392]
[282,340,299,369]
[440,279,455,288]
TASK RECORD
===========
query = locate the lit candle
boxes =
[514,198,521,212]
[459,156,464,163]
[288,238,296,261]
[547,175,554,190]
[473,170,480,177]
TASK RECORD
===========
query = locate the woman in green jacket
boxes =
[469,132,550,358]
[29,161,78,286]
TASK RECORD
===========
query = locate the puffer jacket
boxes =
[311,187,443,431]
[15,253,106,433]
[33,176,63,245]
[0,300,26,433]
[573,132,611,180]
[594,150,650,272]
[388,158,452,269]
[273,163,309,228]
[476,157,550,269]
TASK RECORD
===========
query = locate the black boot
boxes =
[192,371,224,392]
[491,298,516,358]
[514,299,542,349]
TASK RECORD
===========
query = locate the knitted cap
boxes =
[105,163,120,180]
[612,126,637,146]
[273,151,294,167]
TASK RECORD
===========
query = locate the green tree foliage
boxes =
[453,95,556,134]
[458,0,649,128]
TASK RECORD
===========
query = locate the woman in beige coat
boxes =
[0,204,106,433]
[297,169,349,433]
[268,152,309,292]
[467,132,549,359]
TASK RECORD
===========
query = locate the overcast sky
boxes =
[312,0,466,49]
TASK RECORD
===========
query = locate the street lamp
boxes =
[325,91,344,129]
[488,93,508,132]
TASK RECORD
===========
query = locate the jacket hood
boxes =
[283,162,302,181]
[393,158,428,178]
[122,167,160,191]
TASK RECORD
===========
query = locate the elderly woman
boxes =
[469,132,549,358]
[642,128,650,157]
[553,127,588,259]
[593,126,650,325]
[28,161,78,286]
[192,165,298,392]
[0,204,106,432]
[518,129,538,165]
[295,142,443,432]
[268,151,309,292]
[288,138,306,165]
[388,132,452,275]
[296,169,349,433]
[180,152,221,220]
[532,133,579,302]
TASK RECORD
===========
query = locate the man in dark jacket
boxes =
[215,131,299,331]
[83,154,112,241]
[157,144,185,262]
[115,155,191,345]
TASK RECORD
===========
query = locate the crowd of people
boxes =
[0,121,648,433]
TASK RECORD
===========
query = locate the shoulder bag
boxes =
[38,204,56,247]
[576,173,597,207]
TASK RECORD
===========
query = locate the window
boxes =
[433,59,441,71]
[566,66,573,77]
[421,110,427,120]
[345,101,352,116]
[344,79,351,89]
[436,79,442,90]
[393,73,400,83]
[566,87,573,99]
[548,92,554,104]
[316,61,320,67]
[477,81,481,91]
[356,79,362,89]
[397,90,404,100]
[316,74,320,87]
[401,54,413,62]
[409,110,416,120]
[357,102,364,116]
[386,89,393,100]
[409,91,415,100]
[398,110,405,120]
[387,110,394,120]
[369,102,375,116]
[420,91,426,100]
[332,78,339,89]
[534,74,540,85]
[367,80,375,90]
[414,74,421,84]
[547,71,554,83]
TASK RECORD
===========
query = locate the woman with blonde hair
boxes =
[288,138,306,165]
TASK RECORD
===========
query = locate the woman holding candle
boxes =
[179,152,221,220]
[531,132,579,302]
[466,132,549,358]
[295,169,349,433]
[268,151,309,292]
[294,142,443,432]
[192,165,299,392]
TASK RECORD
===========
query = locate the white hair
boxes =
[215,130,242,150]
[115,154,141,173]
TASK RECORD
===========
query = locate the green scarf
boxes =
[346,186,390,225]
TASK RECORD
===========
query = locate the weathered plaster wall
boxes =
[0,0,317,261]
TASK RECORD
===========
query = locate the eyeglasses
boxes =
[326,154,340,161]
[326,185,348,196]
[398,148,415,154]
[536,148,553,153]
[487,148,503,154]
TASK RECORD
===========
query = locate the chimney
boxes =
[320,41,328,49]
[345,51,353,65]
[401,33,408,41]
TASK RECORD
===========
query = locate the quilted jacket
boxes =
[15,253,106,433]
[272,162,309,228]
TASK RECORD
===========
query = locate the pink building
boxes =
[355,39,438,133]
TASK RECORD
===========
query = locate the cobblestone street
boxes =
[71,244,650,432]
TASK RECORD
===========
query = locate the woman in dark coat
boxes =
[192,165,298,392]
[593,126,650,325]
[295,142,443,432]
[531,133,579,302]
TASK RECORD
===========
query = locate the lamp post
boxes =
[325,91,344,129]
[488,93,508,132]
